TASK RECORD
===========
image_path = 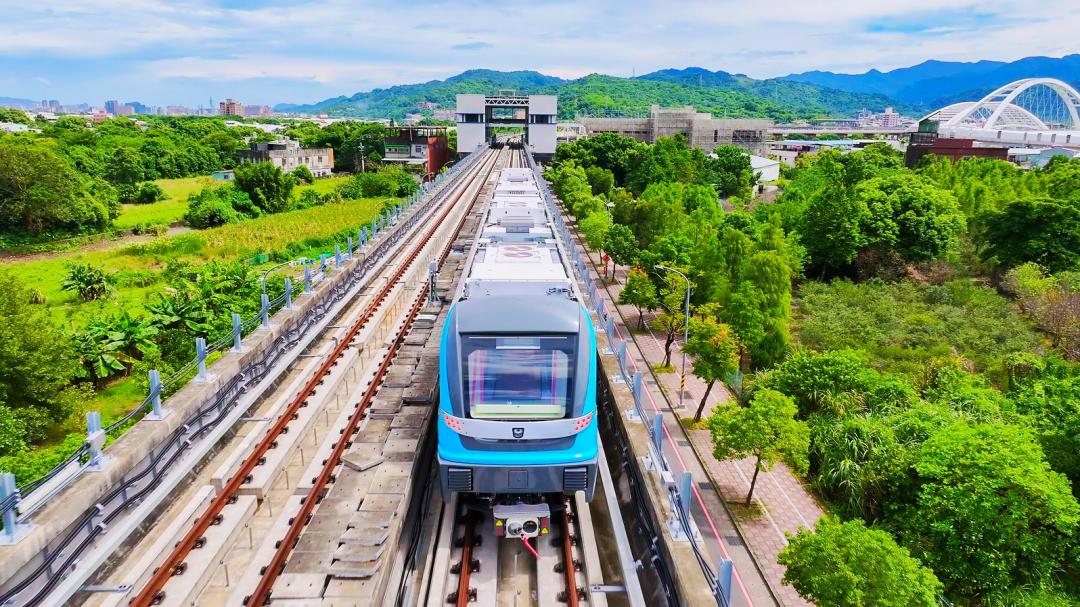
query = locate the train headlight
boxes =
[573,413,593,432]
[442,412,464,432]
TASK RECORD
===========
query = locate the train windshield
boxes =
[461,335,575,420]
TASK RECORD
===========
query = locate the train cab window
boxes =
[462,335,575,420]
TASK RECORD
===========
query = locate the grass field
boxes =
[112,174,354,230]
[3,196,385,326]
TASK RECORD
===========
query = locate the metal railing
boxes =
[526,152,738,607]
[0,148,487,556]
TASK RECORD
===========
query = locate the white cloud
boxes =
[0,0,1077,103]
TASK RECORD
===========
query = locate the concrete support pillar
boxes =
[195,337,208,381]
[86,411,107,471]
[147,369,169,420]
[232,313,242,352]
[260,293,270,328]
[716,559,733,607]
[0,473,31,545]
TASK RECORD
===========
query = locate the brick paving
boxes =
[588,251,824,607]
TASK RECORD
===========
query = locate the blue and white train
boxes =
[437,164,598,503]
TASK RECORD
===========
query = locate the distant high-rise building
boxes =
[166,105,193,116]
[126,101,150,114]
[104,100,122,115]
[218,98,243,116]
[243,104,272,117]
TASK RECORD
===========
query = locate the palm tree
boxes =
[73,323,126,388]
[147,290,211,334]
[104,311,159,364]
[61,263,112,301]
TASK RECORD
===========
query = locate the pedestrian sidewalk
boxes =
[588,251,824,607]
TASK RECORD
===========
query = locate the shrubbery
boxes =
[338,166,419,198]
[184,185,258,228]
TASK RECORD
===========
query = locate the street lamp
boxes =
[655,264,691,410]
[261,258,311,294]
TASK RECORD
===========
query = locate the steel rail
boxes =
[560,502,582,607]
[453,510,478,607]
[127,149,499,607]
[246,149,503,606]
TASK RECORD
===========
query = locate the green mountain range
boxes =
[274,68,898,121]
[782,53,1080,108]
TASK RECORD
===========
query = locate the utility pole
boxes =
[358,141,366,173]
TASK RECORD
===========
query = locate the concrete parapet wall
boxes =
[0,256,363,586]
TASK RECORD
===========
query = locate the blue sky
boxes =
[1,0,1077,107]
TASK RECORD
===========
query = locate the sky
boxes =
[1,0,1078,107]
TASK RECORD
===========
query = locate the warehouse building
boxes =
[580,106,770,154]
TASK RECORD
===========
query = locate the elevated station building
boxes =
[580,106,770,154]
[456,93,557,158]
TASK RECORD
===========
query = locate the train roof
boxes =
[462,167,574,301]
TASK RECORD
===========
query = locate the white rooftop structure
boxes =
[464,167,571,299]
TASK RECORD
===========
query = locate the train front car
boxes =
[437,166,598,507]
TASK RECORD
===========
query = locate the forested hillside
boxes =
[782,53,1080,108]
[275,68,897,120]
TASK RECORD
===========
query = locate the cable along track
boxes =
[124,148,506,607]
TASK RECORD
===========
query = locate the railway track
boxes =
[69,144,636,607]
[112,147,510,607]
[429,496,590,607]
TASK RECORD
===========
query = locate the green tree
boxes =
[200,130,242,168]
[710,145,753,198]
[585,166,615,197]
[0,405,28,457]
[899,421,1080,596]
[72,324,126,387]
[766,349,872,417]
[980,198,1080,272]
[291,164,315,184]
[184,186,255,228]
[741,250,792,366]
[685,313,740,422]
[135,182,165,204]
[809,414,904,518]
[1007,357,1080,498]
[0,108,30,124]
[723,280,765,368]
[634,182,689,248]
[778,516,942,607]
[708,388,809,505]
[552,132,644,185]
[106,146,145,185]
[856,173,966,262]
[0,141,112,234]
[618,267,658,329]
[0,271,80,429]
[579,210,612,256]
[650,270,691,368]
[233,162,296,214]
[1044,157,1080,204]
[604,223,639,280]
